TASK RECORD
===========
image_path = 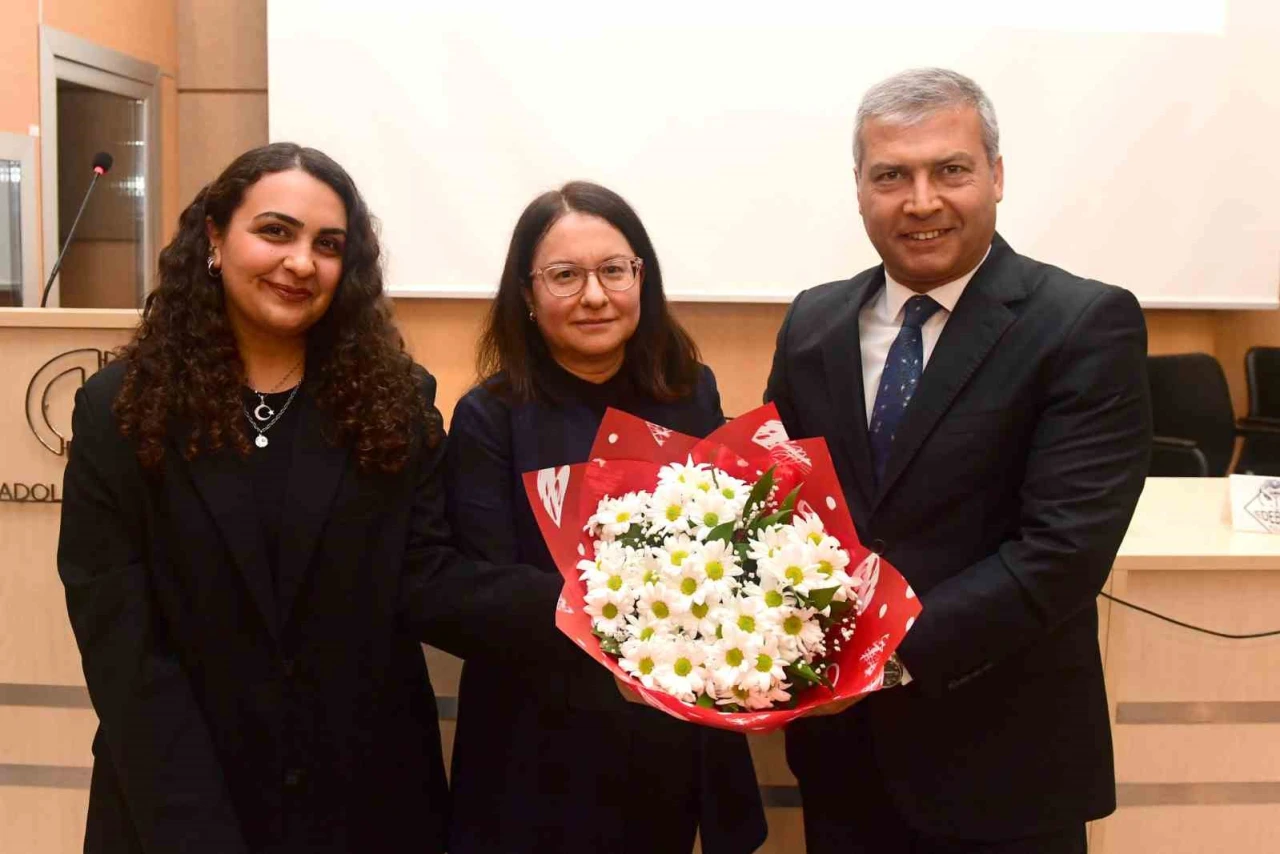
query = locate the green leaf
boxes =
[778,484,802,515]
[787,660,834,691]
[742,466,776,522]
[696,693,717,708]
[592,630,622,657]
[807,586,841,612]
[706,520,737,544]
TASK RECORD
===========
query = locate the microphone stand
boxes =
[39,171,104,308]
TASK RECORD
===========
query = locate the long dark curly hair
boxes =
[114,142,433,473]
[476,181,701,403]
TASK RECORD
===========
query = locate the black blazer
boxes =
[58,359,562,854]
[766,234,1151,839]
[442,363,766,854]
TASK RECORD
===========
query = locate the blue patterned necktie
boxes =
[869,294,943,483]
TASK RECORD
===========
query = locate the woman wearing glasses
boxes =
[443,182,766,854]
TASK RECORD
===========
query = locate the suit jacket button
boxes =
[870,539,886,554]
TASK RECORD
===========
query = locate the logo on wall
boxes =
[25,348,111,456]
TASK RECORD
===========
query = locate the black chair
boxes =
[1235,347,1280,474]
[1146,353,1237,476]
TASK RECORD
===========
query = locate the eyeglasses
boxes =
[531,256,644,298]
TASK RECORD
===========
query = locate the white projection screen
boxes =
[269,1,1280,307]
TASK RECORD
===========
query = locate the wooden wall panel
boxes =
[176,92,268,203]
[43,0,178,76]
[177,0,267,91]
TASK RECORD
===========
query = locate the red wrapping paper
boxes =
[522,403,921,733]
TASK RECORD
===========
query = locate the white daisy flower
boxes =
[636,581,683,626]
[653,639,708,703]
[706,624,758,696]
[589,492,647,540]
[657,458,712,492]
[759,541,826,596]
[618,635,671,690]
[648,483,693,535]
[774,604,826,660]
[740,635,789,694]
[722,680,793,710]
[812,537,851,580]
[745,524,788,563]
[690,539,744,600]
[687,490,737,538]
[678,599,726,640]
[789,512,830,547]
[583,585,636,637]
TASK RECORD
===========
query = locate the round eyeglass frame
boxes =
[530,256,644,298]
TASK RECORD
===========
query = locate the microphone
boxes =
[40,151,115,307]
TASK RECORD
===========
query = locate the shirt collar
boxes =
[880,245,991,321]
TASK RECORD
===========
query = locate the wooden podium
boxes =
[1,307,1276,853]
[0,309,138,853]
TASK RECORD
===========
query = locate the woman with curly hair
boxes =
[57,143,564,854]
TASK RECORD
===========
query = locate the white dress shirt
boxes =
[859,249,990,425]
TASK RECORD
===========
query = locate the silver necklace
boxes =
[249,359,304,423]
[243,380,302,448]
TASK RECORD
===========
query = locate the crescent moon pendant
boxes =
[253,402,274,422]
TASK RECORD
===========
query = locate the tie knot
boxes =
[901,295,942,330]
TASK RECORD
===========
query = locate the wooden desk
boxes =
[1093,478,1280,854]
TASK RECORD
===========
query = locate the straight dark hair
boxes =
[476,181,701,403]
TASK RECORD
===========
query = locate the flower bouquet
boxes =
[522,403,920,733]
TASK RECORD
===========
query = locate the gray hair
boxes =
[853,68,1000,170]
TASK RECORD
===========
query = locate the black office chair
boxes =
[1235,347,1280,474]
[1146,353,1237,476]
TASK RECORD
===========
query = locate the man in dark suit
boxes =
[766,68,1152,853]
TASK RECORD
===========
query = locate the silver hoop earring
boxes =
[207,255,220,279]
[528,309,536,321]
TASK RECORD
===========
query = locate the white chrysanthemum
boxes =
[706,624,758,696]
[687,491,738,538]
[623,609,667,644]
[689,539,744,600]
[742,573,795,615]
[759,541,827,596]
[739,635,789,694]
[589,492,647,540]
[636,581,683,626]
[789,512,830,547]
[657,534,699,576]
[812,537,851,580]
[746,524,788,563]
[579,543,639,594]
[678,599,726,639]
[583,585,636,636]
[671,562,712,611]
[774,605,826,661]
[618,635,671,690]
[652,639,708,702]
[658,458,713,492]
[648,483,694,535]
[721,592,767,637]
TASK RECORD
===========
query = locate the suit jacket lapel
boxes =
[276,387,350,626]
[820,270,883,514]
[184,442,279,638]
[873,235,1023,506]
